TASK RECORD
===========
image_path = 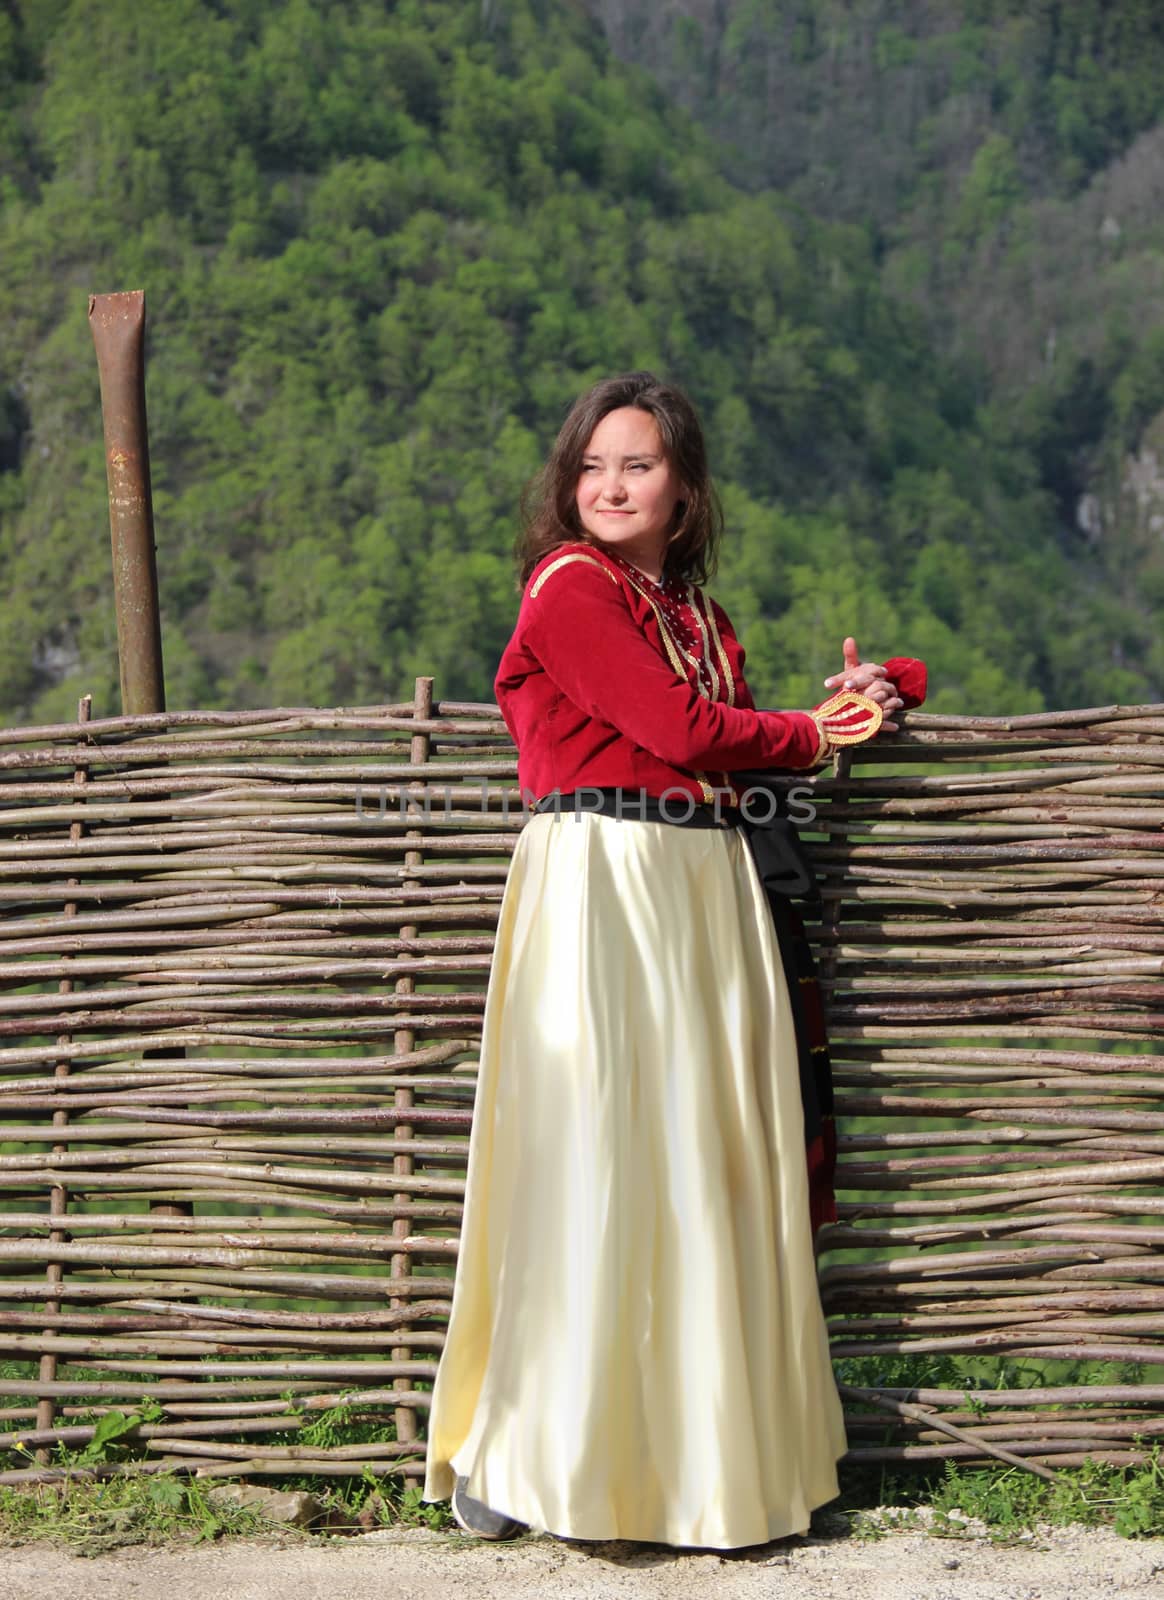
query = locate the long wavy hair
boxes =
[516,372,723,589]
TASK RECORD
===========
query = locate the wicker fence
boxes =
[0,691,1161,1484]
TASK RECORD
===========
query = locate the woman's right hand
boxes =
[824,637,903,731]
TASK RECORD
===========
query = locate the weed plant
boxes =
[840,1452,1164,1543]
[0,1475,267,1554]
[2,1352,1161,1547]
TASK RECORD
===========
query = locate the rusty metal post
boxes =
[89,291,189,1224]
[88,291,165,715]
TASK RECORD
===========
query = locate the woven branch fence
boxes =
[0,689,1161,1484]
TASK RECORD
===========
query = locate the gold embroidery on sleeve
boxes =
[808,714,833,764]
[686,586,722,704]
[697,591,735,708]
[694,772,716,804]
[530,552,620,599]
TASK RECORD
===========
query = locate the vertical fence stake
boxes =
[816,748,852,995]
[812,748,851,1265]
[35,694,92,1462]
[392,677,434,1460]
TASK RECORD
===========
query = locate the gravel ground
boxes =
[2,1520,1163,1600]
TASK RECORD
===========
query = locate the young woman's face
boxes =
[575,407,684,576]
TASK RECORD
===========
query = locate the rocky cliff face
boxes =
[1119,412,1164,545]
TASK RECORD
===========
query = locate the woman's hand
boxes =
[824,637,903,731]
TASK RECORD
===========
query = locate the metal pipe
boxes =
[89,291,189,1223]
[88,291,165,714]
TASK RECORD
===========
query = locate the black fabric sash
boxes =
[531,786,836,1233]
[532,789,733,828]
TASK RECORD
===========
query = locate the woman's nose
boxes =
[604,475,627,501]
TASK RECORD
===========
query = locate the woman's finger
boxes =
[865,684,902,708]
[824,664,888,690]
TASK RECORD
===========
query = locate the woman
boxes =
[422,372,925,1549]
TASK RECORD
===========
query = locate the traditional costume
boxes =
[423,540,926,1548]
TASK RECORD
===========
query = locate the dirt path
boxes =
[3,1522,1163,1600]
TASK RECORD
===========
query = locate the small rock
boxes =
[944,1557,960,1569]
[207,1482,322,1528]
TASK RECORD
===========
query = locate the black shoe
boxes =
[451,1475,525,1541]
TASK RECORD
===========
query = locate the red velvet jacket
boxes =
[495,541,927,806]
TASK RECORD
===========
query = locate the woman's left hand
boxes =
[824,637,903,730]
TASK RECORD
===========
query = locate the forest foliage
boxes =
[0,0,1160,723]
[595,0,1164,705]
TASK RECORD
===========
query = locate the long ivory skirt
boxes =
[422,811,846,1548]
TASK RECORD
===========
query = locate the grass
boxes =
[4,1453,1163,1552]
[2,1453,1163,1550]
[832,1352,1164,1541]
[2,1352,1163,1548]
[0,1468,454,1553]
[0,1368,455,1548]
[840,1451,1164,1543]
[0,1474,269,1554]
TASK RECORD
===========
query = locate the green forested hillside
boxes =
[592,0,1164,706]
[0,0,1157,723]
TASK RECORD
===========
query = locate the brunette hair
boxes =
[515,371,723,588]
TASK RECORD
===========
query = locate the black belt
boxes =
[533,788,735,829]
[532,786,818,899]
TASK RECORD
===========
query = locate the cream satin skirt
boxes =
[422,811,846,1548]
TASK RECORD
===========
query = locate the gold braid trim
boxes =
[684,585,721,701]
[694,589,739,801]
[815,688,884,744]
[692,588,734,708]
[609,570,720,805]
[807,715,833,765]
[616,566,700,688]
[530,551,620,599]
[538,557,722,806]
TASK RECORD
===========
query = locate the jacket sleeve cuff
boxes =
[882,656,927,709]
[807,713,833,765]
